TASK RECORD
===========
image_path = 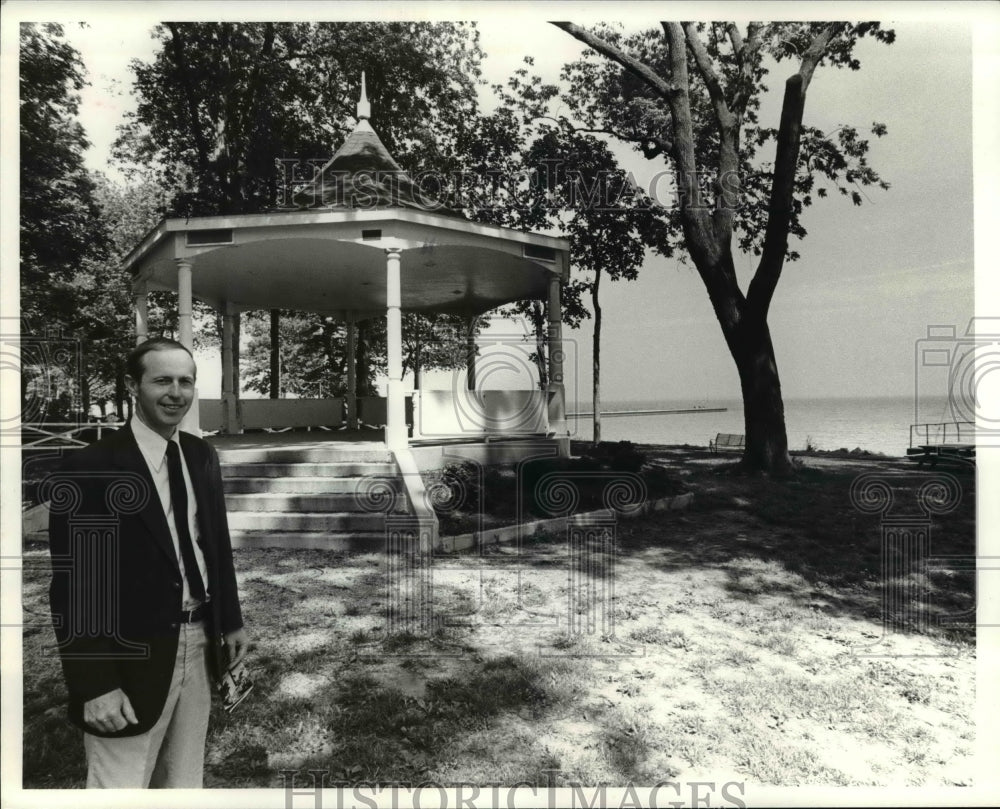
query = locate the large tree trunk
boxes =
[465,317,476,391]
[697,247,793,475]
[80,374,91,419]
[731,320,792,474]
[355,320,373,397]
[532,300,548,390]
[114,366,125,421]
[269,309,280,398]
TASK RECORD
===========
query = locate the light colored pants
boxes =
[84,621,212,788]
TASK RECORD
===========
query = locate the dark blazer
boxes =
[47,425,243,737]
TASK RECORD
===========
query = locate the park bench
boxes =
[907,421,975,467]
[710,433,745,453]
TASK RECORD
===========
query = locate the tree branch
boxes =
[726,22,744,55]
[660,22,732,279]
[748,22,844,321]
[658,23,696,183]
[799,22,843,92]
[682,23,740,222]
[681,22,734,132]
[550,22,679,100]
[536,114,674,160]
[728,23,762,120]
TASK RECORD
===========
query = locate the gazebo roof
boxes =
[122,75,569,319]
[288,73,464,219]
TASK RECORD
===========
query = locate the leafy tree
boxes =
[550,21,894,472]
[19,24,106,331]
[457,66,665,435]
[402,314,484,390]
[19,23,114,420]
[522,128,669,441]
[244,311,368,398]
[85,176,174,417]
[243,310,490,398]
[115,21,484,216]
[452,100,589,391]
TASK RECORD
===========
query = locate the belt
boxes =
[180,602,210,623]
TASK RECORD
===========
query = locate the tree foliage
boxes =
[455,62,667,407]
[19,23,120,419]
[115,21,484,216]
[19,23,107,326]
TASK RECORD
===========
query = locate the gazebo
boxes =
[121,77,571,458]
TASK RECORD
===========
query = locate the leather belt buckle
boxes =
[181,602,208,623]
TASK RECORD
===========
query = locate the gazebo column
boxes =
[346,312,358,430]
[547,273,568,456]
[133,282,148,345]
[221,303,241,433]
[385,248,407,449]
[175,259,200,434]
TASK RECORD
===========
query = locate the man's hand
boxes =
[223,627,250,668]
[83,688,138,734]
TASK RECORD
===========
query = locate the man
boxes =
[47,337,249,788]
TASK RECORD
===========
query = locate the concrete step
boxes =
[229,530,391,551]
[223,476,402,494]
[227,511,388,532]
[221,462,397,478]
[216,447,392,464]
[225,492,407,512]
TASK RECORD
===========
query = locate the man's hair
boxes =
[126,337,195,382]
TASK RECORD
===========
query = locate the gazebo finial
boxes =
[357,71,371,121]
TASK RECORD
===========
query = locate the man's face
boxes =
[125,348,197,439]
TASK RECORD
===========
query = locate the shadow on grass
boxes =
[205,650,587,787]
[477,453,975,643]
[607,458,976,642]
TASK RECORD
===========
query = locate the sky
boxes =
[6,3,992,407]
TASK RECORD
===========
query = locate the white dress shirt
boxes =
[131,416,210,609]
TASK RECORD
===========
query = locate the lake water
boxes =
[566,395,959,457]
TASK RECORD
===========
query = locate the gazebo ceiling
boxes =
[139,235,550,316]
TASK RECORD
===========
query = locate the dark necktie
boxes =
[165,440,206,602]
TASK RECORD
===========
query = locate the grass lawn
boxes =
[21,448,976,788]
